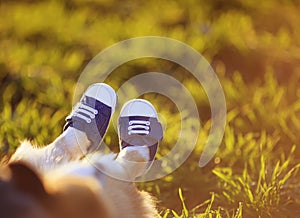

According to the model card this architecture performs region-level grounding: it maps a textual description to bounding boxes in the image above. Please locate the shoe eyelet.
[87,119,91,123]
[94,110,98,114]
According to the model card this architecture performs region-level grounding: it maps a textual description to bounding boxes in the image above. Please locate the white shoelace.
[128,120,150,135]
[73,103,98,123]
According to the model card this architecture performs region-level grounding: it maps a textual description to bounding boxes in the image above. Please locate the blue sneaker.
[64,83,117,152]
[118,99,163,168]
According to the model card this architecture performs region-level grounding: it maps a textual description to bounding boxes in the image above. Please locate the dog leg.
[86,145,150,182]
[115,145,150,180]
[10,127,90,172]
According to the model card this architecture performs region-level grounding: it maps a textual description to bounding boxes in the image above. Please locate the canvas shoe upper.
[63,83,117,152]
[118,99,163,166]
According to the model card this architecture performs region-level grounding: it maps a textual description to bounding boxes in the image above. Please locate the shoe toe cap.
[85,83,117,110]
[120,99,157,118]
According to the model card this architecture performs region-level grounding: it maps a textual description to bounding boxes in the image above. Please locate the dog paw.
[118,146,150,163]
[115,146,150,180]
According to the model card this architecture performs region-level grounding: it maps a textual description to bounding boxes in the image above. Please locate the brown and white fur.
[0,132,157,218]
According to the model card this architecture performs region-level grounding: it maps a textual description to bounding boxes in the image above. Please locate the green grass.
[158,189,243,218]
[152,74,300,217]
[157,146,300,217]
[1,0,300,217]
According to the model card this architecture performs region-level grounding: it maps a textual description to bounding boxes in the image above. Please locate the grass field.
[1,0,300,217]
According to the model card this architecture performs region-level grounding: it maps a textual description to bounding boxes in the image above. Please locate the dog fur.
[0,141,157,218]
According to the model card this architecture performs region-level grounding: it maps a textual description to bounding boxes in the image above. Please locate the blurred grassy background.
[1,0,300,217]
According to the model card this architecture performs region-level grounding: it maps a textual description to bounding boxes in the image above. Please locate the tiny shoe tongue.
[118,116,163,147]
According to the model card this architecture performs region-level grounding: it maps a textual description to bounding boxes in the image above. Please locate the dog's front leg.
[10,128,91,172]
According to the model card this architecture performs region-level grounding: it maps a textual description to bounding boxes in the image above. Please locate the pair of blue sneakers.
[63,83,163,169]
